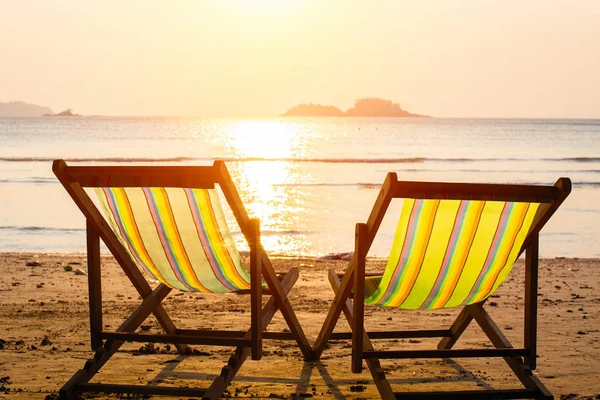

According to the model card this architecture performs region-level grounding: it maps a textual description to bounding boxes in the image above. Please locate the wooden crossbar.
[363,348,529,359]
[176,329,296,340]
[101,332,252,347]
[392,178,565,203]
[330,330,452,340]
[59,164,219,188]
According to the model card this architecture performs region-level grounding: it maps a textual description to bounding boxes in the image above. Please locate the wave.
[0,226,84,233]
[0,177,57,184]
[0,156,197,163]
[274,182,380,188]
[230,229,310,236]
[541,157,600,163]
[574,182,600,188]
[1,156,600,164]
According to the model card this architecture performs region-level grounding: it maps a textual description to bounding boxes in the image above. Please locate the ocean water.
[0,116,598,258]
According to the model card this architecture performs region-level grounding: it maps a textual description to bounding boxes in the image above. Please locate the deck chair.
[53,159,312,400]
[313,173,571,399]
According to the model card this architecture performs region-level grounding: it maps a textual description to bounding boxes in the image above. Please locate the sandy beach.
[0,252,599,399]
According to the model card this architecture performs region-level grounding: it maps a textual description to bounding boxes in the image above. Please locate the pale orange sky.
[1,0,599,118]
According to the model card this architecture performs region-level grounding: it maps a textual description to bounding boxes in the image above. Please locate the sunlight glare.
[224,120,304,254]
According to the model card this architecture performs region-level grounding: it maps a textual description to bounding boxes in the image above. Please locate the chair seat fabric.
[365,198,539,309]
[95,187,251,293]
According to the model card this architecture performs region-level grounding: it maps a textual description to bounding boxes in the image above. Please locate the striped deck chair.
[53,159,311,400]
[313,173,571,400]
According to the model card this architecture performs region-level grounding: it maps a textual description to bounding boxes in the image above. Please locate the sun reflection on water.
[222,120,309,255]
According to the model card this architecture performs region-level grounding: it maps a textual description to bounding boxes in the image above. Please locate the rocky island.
[0,101,53,117]
[43,108,81,117]
[282,97,429,117]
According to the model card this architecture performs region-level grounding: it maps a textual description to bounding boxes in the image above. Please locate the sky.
[1,0,599,118]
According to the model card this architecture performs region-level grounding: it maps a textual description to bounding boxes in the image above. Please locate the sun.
[228,120,294,160]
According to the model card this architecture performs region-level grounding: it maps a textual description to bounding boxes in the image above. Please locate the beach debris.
[74,268,87,276]
[0,339,5,350]
[0,375,10,393]
[560,394,578,400]
[135,343,163,355]
[36,283,44,289]
[349,385,367,392]
[319,252,353,260]
[26,261,41,267]
[11,282,20,287]
[63,265,73,272]
[40,336,52,346]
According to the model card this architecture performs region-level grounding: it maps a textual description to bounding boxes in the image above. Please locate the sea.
[0,117,599,258]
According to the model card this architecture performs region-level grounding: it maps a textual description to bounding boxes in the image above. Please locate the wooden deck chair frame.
[312,173,571,400]
[53,159,312,400]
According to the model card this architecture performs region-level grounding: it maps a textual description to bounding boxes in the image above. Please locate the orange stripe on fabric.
[469,203,531,303]
[149,188,208,292]
[431,201,485,309]
[389,200,440,308]
[116,188,167,283]
[197,190,249,289]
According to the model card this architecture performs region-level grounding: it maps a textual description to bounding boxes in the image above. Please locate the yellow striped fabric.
[364,199,539,309]
[94,187,251,293]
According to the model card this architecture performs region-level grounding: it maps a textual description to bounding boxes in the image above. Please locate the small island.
[282,97,429,118]
[0,101,53,117]
[43,108,81,117]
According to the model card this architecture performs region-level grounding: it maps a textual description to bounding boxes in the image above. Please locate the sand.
[0,252,599,399]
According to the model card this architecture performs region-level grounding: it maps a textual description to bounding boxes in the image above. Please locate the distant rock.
[345,98,428,117]
[282,97,429,118]
[0,101,53,117]
[282,103,344,117]
[43,108,81,117]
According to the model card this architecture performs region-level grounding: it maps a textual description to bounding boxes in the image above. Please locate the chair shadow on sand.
[139,354,495,399]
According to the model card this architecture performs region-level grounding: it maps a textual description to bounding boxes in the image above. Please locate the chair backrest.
[95,187,250,293]
[53,160,257,294]
[362,175,571,310]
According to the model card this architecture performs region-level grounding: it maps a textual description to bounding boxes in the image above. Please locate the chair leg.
[250,218,262,361]
[469,303,553,398]
[60,284,172,399]
[437,306,475,350]
[260,253,313,360]
[203,268,300,399]
[352,223,367,373]
[312,261,356,359]
[328,269,396,400]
